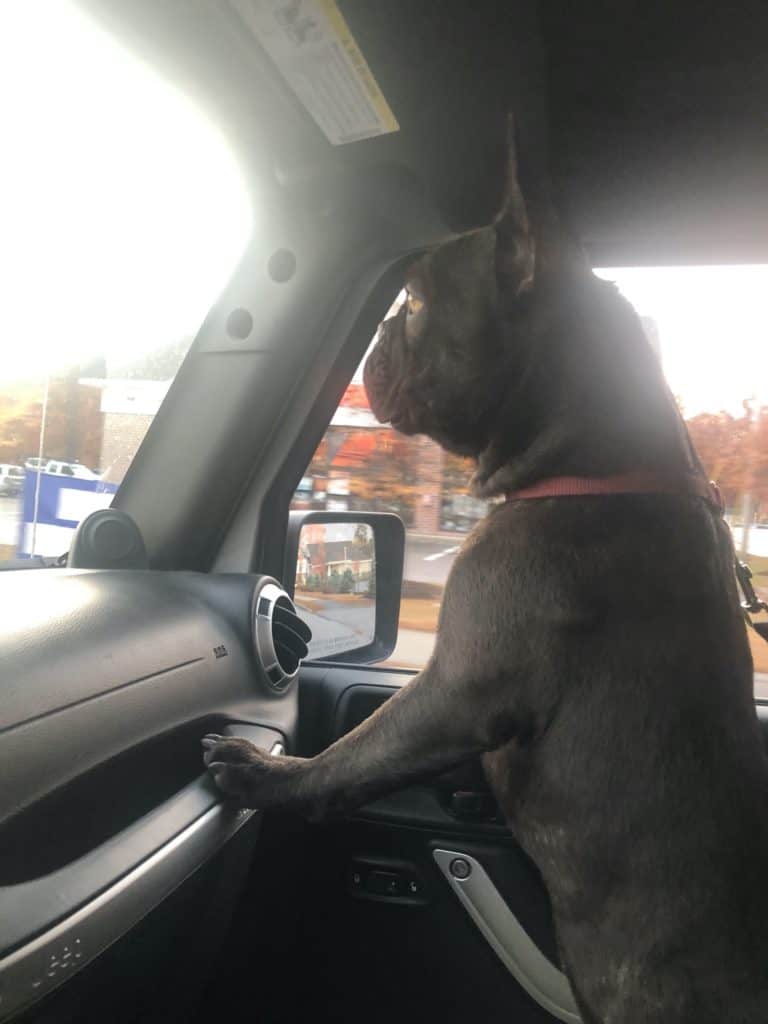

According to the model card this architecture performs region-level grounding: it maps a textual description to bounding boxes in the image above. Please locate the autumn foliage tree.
[686,402,768,516]
[0,377,102,468]
[306,426,422,524]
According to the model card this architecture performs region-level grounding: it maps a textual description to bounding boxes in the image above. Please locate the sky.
[0,1,252,382]
[0,1,765,418]
[595,265,768,416]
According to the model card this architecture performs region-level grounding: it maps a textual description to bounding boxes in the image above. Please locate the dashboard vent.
[252,580,312,690]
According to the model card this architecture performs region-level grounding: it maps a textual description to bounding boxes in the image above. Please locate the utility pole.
[30,376,50,557]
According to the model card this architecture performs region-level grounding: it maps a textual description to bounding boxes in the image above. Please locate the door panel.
[14,818,260,1024]
[0,569,306,1021]
[200,812,562,1024]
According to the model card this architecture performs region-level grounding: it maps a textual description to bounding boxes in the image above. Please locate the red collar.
[507,471,724,513]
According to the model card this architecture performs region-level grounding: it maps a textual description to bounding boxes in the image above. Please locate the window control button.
[367,871,403,897]
[348,861,427,902]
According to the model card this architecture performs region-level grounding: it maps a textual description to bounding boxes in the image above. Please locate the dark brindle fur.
[202,129,768,1021]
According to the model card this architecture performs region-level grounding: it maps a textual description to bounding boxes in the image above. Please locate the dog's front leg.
[201,655,505,820]
[202,537,529,819]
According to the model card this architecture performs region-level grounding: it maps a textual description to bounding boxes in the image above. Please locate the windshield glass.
[0,1,251,562]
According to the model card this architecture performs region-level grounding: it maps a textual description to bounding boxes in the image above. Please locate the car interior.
[2,2,768,1022]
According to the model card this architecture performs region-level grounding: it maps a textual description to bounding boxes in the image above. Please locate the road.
[408,528,768,589]
[731,527,768,559]
[294,593,438,665]
[294,596,377,659]
[404,534,465,585]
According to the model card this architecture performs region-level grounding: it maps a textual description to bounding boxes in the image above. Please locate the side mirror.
[284,511,405,664]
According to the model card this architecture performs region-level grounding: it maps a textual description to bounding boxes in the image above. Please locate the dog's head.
[363,122,586,458]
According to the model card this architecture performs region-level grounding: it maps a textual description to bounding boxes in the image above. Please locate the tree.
[0,377,102,467]
[304,426,422,524]
[353,522,370,546]
[686,402,768,516]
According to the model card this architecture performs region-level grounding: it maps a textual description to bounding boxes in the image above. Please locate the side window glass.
[291,268,768,690]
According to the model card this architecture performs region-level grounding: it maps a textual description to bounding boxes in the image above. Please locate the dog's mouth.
[389,410,414,433]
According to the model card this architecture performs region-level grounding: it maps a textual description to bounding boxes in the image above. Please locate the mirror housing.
[284,511,405,664]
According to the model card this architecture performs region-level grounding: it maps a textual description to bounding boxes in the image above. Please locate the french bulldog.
[202,125,768,1022]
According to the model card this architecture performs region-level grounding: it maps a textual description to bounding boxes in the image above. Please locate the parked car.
[24,458,101,481]
[0,464,24,497]
[44,460,102,480]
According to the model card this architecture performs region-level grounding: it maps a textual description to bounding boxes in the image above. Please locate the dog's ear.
[496,113,590,287]
[493,115,535,296]
[529,198,591,283]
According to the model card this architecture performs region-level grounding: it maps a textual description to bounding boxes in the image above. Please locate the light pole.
[30,375,50,558]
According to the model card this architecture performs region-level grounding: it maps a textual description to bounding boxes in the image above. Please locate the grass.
[295,592,374,607]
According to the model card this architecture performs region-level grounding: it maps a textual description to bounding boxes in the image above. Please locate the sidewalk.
[384,628,436,669]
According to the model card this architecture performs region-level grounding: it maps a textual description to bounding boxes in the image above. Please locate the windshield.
[0,1,251,562]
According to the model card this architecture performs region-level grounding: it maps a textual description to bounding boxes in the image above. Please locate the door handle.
[434,849,580,1023]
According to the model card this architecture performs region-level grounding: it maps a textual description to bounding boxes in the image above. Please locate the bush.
[339,568,355,594]
[325,570,342,594]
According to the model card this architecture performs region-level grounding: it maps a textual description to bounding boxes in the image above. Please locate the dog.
[202,127,768,1022]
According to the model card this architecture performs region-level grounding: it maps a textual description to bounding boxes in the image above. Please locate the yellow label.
[317,0,399,134]
[231,0,400,145]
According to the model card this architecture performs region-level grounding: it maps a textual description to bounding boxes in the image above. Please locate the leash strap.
[735,560,768,644]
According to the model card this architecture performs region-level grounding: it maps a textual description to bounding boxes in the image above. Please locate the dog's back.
[478,491,768,1022]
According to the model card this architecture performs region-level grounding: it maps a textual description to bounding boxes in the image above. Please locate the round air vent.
[252,580,312,690]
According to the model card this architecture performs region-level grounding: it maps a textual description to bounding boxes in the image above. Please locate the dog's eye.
[405,292,425,317]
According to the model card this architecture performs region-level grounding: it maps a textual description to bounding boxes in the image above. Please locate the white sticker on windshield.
[231,0,399,145]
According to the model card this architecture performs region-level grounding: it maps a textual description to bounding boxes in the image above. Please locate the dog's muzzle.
[363,321,404,424]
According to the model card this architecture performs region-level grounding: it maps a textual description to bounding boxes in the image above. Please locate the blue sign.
[17,472,118,558]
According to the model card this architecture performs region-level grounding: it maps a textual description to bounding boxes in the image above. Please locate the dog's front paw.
[201,734,282,808]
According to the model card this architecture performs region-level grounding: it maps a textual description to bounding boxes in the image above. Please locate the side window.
[292,268,767,689]
[291,293,491,670]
